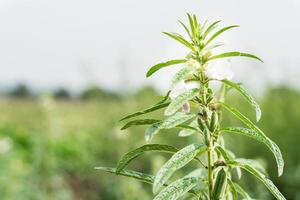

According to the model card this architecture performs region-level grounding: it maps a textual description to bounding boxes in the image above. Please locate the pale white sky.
[0,0,299,93]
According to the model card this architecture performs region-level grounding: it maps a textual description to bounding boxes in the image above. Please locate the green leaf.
[227,180,253,200]
[153,144,206,194]
[203,20,221,39]
[121,119,159,130]
[232,182,253,200]
[153,176,199,200]
[221,126,280,174]
[212,168,227,200]
[155,90,171,105]
[187,13,196,38]
[178,119,199,137]
[215,145,233,162]
[226,179,238,200]
[96,167,199,196]
[163,32,195,51]
[218,102,284,176]
[165,88,199,116]
[95,167,154,184]
[178,20,192,40]
[120,102,170,121]
[221,80,261,121]
[116,144,178,174]
[171,67,196,87]
[208,51,263,62]
[203,42,224,52]
[228,160,286,200]
[145,112,196,142]
[146,59,187,77]
[205,25,239,46]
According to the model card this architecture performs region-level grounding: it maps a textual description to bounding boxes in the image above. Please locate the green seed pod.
[197,117,206,131]
[212,168,227,200]
[210,111,219,132]
[203,127,210,146]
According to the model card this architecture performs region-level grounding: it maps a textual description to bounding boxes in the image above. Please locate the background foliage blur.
[0,84,299,199]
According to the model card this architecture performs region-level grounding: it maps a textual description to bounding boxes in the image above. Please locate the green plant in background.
[97,14,286,200]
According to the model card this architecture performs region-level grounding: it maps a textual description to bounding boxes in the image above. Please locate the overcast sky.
[0,0,299,93]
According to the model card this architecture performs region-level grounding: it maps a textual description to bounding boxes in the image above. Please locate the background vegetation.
[0,85,299,199]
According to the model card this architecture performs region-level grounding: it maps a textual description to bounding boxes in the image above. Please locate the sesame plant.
[96,14,286,200]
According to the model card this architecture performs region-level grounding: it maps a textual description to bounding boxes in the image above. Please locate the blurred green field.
[0,86,299,200]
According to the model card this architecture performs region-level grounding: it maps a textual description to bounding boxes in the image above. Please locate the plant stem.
[207,141,214,199]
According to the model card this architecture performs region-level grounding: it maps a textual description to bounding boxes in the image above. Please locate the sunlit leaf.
[218,102,284,176]
[146,59,187,78]
[121,119,159,130]
[221,80,261,121]
[208,51,263,62]
[145,112,196,142]
[228,160,286,200]
[153,144,206,194]
[120,102,170,121]
[205,25,239,46]
[163,32,195,51]
[116,144,178,174]
[165,88,199,116]
[212,168,227,200]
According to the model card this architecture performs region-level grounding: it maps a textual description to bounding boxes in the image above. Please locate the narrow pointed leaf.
[121,119,159,130]
[227,180,253,200]
[205,25,239,45]
[163,32,195,51]
[212,169,227,200]
[116,144,178,174]
[154,176,199,200]
[153,144,206,194]
[179,20,192,40]
[145,112,196,142]
[96,167,198,196]
[221,127,282,174]
[178,119,199,137]
[208,51,263,62]
[228,160,286,200]
[219,102,284,176]
[221,80,261,121]
[165,88,199,116]
[95,167,155,184]
[171,67,196,87]
[120,102,170,121]
[155,90,171,105]
[203,20,221,38]
[233,183,253,200]
[187,13,196,38]
[146,59,187,77]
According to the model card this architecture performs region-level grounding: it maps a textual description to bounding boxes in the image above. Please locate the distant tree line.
[2,83,159,101]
